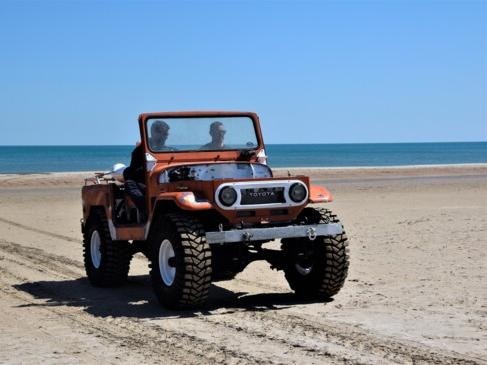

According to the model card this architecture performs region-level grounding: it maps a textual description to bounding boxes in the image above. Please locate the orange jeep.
[81,111,349,308]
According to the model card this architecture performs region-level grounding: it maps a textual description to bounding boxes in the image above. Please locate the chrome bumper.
[205,223,343,244]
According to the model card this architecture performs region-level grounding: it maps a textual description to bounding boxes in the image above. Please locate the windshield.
[146,116,258,152]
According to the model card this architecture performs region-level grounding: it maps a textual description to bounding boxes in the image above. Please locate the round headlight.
[289,183,307,203]
[218,186,237,207]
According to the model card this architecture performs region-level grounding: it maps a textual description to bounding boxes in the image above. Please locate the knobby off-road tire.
[282,208,349,299]
[83,210,131,287]
[149,213,212,309]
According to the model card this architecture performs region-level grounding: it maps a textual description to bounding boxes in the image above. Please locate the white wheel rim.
[90,230,102,269]
[159,239,176,286]
[295,263,312,276]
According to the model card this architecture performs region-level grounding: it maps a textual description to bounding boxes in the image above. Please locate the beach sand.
[0,165,486,364]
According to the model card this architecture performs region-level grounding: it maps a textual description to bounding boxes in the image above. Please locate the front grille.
[240,187,285,205]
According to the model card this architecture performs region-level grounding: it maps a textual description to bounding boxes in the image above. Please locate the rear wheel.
[149,213,212,308]
[282,208,349,299]
[82,210,131,287]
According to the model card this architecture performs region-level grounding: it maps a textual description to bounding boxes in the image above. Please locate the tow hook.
[242,231,253,242]
[306,227,317,241]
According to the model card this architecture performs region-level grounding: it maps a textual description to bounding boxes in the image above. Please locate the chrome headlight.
[218,186,238,207]
[289,183,307,203]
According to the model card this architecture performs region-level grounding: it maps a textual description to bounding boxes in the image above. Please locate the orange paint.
[309,185,333,203]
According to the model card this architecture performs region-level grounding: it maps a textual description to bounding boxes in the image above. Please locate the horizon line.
[0,140,486,147]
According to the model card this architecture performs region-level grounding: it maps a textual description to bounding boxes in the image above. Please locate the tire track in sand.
[1,239,484,364]
[0,240,317,364]
[0,239,351,364]
[201,308,484,365]
[0,216,80,243]
[0,245,264,365]
[0,239,83,277]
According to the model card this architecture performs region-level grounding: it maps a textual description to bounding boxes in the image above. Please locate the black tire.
[149,213,212,309]
[83,210,131,287]
[282,208,349,299]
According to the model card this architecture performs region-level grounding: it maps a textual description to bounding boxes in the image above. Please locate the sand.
[0,165,486,364]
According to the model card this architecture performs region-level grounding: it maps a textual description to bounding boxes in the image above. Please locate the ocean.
[0,142,486,174]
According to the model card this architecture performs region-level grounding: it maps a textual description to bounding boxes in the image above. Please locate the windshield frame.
[139,112,263,155]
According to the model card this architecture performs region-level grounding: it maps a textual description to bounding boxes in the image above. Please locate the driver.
[149,120,173,151]
[123,141,147,222]
[123,120,172,222]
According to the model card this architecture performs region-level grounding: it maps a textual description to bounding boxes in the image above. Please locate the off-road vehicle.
[81,111,349,308]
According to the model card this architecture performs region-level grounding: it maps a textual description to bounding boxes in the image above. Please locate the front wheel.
[282,208,349,299]
[149,213,212,309]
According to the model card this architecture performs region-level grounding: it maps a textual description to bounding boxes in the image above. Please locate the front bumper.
[205,223,343,244]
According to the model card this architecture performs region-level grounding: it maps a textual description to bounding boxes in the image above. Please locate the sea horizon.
[0,142,486,174]
[1,140,486,147]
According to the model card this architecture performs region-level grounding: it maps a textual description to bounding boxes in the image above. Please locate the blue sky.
[1,0,486,145]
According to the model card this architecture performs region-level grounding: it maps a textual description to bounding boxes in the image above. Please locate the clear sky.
[1,0,486,145]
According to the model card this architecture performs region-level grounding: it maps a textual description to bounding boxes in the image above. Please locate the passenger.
[201,121,226,150]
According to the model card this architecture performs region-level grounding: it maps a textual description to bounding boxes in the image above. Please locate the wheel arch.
[151,199,177,221]
[83,206,117,240]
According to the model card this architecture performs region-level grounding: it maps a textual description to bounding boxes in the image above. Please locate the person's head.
[150,120,170,146]
[209,121,226,145]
